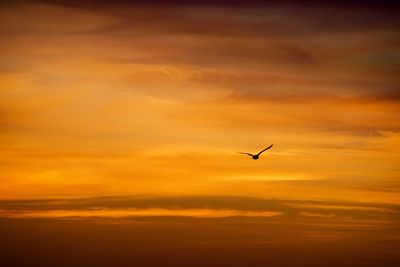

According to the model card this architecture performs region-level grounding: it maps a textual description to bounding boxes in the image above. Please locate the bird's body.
[239,144,273,160]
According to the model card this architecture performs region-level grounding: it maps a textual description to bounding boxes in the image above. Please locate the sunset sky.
[0,1,399,266]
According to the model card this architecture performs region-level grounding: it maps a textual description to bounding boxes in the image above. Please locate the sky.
[0,1,399,266]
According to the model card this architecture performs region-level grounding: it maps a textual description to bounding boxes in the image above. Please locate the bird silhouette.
[238,144,273,160]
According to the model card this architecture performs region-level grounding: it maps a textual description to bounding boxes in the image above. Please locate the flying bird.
[238,144,273,160]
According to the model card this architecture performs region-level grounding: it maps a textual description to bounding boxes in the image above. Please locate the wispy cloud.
[0,0,399,211]
[0,2,399,266]
[0,196,398,220]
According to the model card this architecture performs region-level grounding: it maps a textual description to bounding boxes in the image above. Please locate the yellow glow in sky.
[0,1,399,205]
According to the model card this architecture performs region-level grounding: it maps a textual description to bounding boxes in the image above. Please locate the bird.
[238,144,273,160]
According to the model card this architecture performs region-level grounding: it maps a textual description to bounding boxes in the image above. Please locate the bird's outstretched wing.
[238,152,254,157]
[256,144,273,156]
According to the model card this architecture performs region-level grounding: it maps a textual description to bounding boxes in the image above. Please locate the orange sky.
[0,1,399,266]
[1,1,399,204]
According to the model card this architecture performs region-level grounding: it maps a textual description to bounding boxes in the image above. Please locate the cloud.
[300,211,336,218]
[0,195,398,220]
[0,4,399,265]
[1,197,399,267]
[0,0,398,209]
